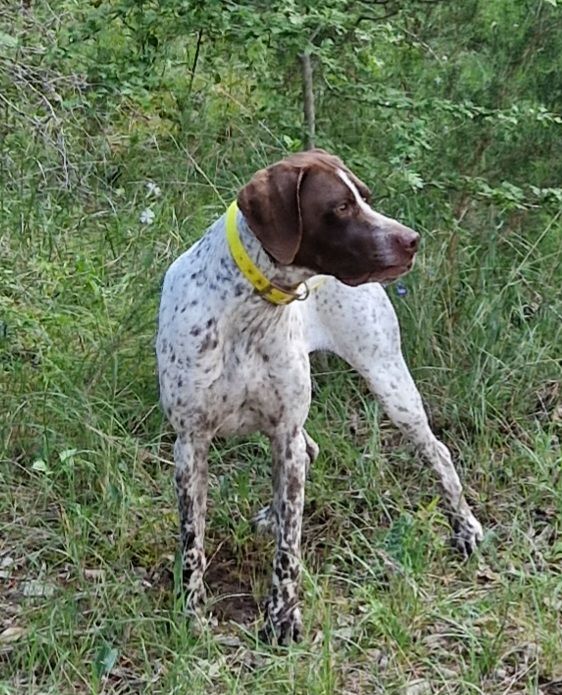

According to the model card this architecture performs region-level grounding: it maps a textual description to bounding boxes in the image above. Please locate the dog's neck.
[236,211,317,292]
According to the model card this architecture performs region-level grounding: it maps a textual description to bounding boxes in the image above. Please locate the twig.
[188,29,204,96]
[2,58,73,188]
[355,11,400,25]
[300,51,315,150]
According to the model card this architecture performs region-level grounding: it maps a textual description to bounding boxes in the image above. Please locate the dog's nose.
[404,231,420,252]
[394,225,420,254]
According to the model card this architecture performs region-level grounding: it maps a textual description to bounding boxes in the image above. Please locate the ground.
[2,333,561,692]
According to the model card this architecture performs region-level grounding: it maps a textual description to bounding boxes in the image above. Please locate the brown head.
[237,148,419,286]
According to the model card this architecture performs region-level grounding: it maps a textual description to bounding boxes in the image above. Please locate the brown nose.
[395,225,420,254]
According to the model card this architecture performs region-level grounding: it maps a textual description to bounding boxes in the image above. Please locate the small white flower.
[140,208,155,225]
[145,181,162,198]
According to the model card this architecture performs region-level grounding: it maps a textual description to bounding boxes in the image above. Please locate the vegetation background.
[1,0,561,692]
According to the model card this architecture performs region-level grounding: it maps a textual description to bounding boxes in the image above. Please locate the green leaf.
[0,32,18,48]
[94,645,119,678]
[404,170,425,190]
[32,459,49,473]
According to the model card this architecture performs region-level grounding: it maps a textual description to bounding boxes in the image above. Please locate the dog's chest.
[158,245,312,437]
[204,312,312,436]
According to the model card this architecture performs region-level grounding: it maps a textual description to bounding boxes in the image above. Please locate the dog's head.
[237,149,419,286]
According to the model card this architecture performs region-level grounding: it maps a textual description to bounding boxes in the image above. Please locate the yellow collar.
[225,201,307,305]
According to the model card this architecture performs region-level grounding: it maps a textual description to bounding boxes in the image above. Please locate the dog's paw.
[178,570,208,611]
[451,513,484,558]
[259,604,303,646]
[251,505,277,536]
[186,606,217,635]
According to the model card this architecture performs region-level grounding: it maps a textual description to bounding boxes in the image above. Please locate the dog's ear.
[237,162,305,265]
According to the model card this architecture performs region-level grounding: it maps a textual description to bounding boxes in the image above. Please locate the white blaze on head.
[336,168,395,229]
[336,168,377,222]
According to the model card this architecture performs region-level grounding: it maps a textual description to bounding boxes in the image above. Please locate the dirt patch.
[182,535,273,627]
[205,545,261,626]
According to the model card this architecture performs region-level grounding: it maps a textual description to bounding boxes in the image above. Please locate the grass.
[2,139,561,694]
[2,10,562,692]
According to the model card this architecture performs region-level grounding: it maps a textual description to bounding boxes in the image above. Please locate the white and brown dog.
[156,149,483,644]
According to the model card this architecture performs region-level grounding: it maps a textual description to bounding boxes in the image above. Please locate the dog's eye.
[336,202,350,213]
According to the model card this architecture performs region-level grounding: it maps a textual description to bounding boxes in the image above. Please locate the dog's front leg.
[361,353,484,556]
[334,301,484,555]
[174,433,210,613]
[252,428,318,536]
[311,282,483,556]
[260,427,307,645]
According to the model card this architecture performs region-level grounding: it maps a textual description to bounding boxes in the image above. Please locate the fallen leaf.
[405,680,432,695]
[21,580,56,597]
[0,626,25,642]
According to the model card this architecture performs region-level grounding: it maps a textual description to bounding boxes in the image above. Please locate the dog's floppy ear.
[237,162,305,265]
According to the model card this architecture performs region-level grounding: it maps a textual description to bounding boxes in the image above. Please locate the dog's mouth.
[338,259,415,287]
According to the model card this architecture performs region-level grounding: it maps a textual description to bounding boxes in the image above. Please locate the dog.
[156,149,483,644]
